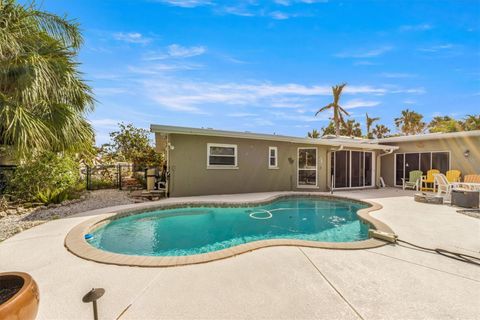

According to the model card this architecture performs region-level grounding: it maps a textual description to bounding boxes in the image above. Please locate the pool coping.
[64,193,394,267]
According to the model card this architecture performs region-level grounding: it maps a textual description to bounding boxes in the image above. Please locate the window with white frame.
[268,147,278,169]
[207,143,238,168]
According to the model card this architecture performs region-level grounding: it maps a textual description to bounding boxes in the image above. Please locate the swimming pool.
[87,196,371,257]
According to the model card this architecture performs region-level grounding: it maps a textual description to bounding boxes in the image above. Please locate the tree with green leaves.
[394,109,426,135]
[315,83,349,136]
[372,124,391,139]
[463,114,480,131]
[342,119,362,137]
[428,116,463,133]
[107,123,163,169]
[320,120,336,136]
[365,113,380,139]
[0,0,94,157]
[307,129,320,138]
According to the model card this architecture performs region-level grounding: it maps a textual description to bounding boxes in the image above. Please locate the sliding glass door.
[394,151,450,186]
[331,150,374,189]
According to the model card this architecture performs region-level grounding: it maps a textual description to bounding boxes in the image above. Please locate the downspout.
[377,148,394,187]
[165,135,171,197]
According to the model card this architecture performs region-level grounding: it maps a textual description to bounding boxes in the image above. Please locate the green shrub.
[36,188,70,204]
[89,178,115,190]
[8,152,80,202]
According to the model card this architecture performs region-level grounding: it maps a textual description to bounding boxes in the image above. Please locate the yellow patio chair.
[446,170,461,183]
[422,169,440,191]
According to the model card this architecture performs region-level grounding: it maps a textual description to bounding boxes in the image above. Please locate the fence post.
[86,165,90,191]
[118,164,122,190]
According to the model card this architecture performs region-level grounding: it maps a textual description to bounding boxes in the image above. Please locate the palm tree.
[341,119,362,137]
[365,113,380,139]
[394,109,426,135]
[315,83,349,136]
[463,114,480,131]
[0,0,94,157]
[372,124,390,139]
[307,129,320,138]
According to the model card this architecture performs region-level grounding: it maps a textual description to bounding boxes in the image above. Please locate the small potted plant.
[0,272,39,320]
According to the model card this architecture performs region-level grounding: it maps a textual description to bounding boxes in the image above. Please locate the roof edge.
[150,124,398,151]
[376,130,480,143]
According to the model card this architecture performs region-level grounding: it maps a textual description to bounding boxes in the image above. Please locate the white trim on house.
[297,147,318,189]
[207,143,238,169]
[393,151,451,187]
[151,124,398,151]
[268,146,278,169]
[377,130,480,143]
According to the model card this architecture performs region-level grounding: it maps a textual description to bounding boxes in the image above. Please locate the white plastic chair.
[434,173,452,198]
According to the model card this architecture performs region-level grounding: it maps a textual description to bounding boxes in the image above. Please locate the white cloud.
[156,0,212,8]
[227,112,258,117]
[168,44,207,57]
[143,44,207,61]
[391,87,426,94]
[271,110,330,122]
[399,23,433,32]
[128,62,202,74]
[379,72,417,78]
[353,61,378,66]
[418,44,453,52]
[335,46,393,58]
[89,118,120,129]
[113,32,151,44]
[94,87,130,95]
[270,11,290,20]
[274,0,291,5]
[253,118,275,126]
[137,79,402,114]
[221,6,255,17]
[342,99,380,109]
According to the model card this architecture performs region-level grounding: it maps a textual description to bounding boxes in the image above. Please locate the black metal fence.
[0,165,16,194]
[83,164,147,191]
[1,163,147,194]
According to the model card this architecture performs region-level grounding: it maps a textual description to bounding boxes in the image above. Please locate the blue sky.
[29,0,480,144]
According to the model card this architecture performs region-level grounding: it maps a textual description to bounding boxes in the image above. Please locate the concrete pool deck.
[1,188,479,319]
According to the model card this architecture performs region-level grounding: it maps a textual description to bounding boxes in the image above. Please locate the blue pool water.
[88,197,370,256]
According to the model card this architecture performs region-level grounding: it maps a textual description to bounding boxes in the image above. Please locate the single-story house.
[151,124,480,197]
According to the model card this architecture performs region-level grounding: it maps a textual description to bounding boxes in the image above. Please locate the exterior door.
[298,148,317,188]
[331,150,374,189]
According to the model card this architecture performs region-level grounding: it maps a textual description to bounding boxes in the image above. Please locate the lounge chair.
[464,174,480,184]
[422,169,440,191]
[402,170,422,190]
[446,170,461,183]
[434,173,452,198]
[454,174,480,191]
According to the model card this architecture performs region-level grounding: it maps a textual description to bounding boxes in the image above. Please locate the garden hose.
[369,230,480,266]
[396,239,480,267]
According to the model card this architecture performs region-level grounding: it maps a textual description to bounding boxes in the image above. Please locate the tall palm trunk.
[334,108,340,136]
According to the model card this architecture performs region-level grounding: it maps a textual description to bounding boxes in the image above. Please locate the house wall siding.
[380,135,480,186]
[165,134,330,197]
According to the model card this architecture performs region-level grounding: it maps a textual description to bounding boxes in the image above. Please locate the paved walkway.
[1,188,479,319]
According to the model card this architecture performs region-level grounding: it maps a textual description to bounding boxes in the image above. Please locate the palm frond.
[315,103,334,116]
